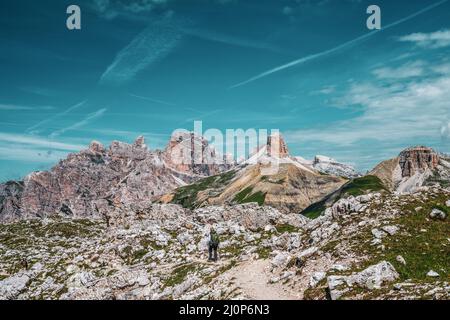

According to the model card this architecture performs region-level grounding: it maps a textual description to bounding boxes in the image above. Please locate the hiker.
[208,227,220,262]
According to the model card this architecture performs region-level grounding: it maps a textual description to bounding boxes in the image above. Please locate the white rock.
[396,255,406,266]
[271,252,291,268]
[348,261,399,290]
[430,209,446,220]
[297,247,318,259]
[446,200,450,207]
[381,225,399,236]
[0,274,30,299]
[331,264,348,272]
[177,232,193,245]
[327,261,399,298]
[327,276,347,300]
[371,228,387,239]
[264,224,276,233]
[309,272,326,288]
[426,270,440,277]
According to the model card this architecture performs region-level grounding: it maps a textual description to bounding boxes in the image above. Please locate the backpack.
[210,231,220,246]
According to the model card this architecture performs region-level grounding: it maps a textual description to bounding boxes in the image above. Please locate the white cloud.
[286,63,450,168]
[0,104,54,111]
[100,23,182,85]
[0,133,84,151]
[372,61,425,79]
[398,29,450,49]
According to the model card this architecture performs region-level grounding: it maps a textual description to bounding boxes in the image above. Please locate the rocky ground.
[0,187,448,300]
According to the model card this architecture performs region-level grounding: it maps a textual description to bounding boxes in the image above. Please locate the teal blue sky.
[1,0,450,181]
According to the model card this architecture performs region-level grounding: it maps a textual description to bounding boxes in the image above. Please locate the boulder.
[426,270,440,277]
[327,261,399,299]
[309,272,326,288]
[430,209,446,220]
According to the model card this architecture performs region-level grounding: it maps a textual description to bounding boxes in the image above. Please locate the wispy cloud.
[100,23,183,85]
[0,104,54,111]
[182,27,290,55]
[92,0,168,20]
[372,61,425,79]
[50,108,107,138]
[0,146,70,163]
[26,101,87,134]
[0,133,84,151]
[398,29,450,49]
[229,0,449,89]
[0,132,86,166]
[286,62,450,169]
[129,93,176,106]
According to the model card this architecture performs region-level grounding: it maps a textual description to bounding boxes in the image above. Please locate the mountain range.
[0,133,448,300]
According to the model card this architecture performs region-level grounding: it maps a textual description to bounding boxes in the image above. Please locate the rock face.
[370,146,448,193]
[164,132,233,176]
[267,133,289,158]
[399,146,439,178]
[0,181,24,221]
[0,135,232,223]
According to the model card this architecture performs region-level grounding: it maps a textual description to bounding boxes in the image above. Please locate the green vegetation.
[163,263,198,288]
[233,187,266,205]
[171,170,236,209]
[346,193,449,284]
[0,219,103,250]
[256,246,271,259]
[425,171,450,188]
[341,175,386,196]
[261,176,285,184]
[275,223,299,234]
[301,201,327,219]
[301,175,387,219]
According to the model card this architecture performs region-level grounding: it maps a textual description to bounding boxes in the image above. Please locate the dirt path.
[228,259,300,300]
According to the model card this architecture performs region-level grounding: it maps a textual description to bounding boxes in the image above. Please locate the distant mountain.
[0,133,233,223]
[295,155,360,178]
[370,146,450,193]
[161,134,348,213]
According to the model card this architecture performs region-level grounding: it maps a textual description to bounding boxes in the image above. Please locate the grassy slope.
[233,187,266,206]
[170,170,236,209]
[305,191,449,299]
[301,175,386,219]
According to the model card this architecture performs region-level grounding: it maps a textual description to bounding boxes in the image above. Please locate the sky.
[0,0,450,181]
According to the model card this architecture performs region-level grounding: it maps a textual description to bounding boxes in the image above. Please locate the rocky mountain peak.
[89,141,105,154]
[267,133,289,158]
[133,135,146,148]
[164,131,232,176]
[399,146,439,177]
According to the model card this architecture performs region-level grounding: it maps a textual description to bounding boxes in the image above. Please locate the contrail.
[229,0,449,89]
[129,93,177,107]
[26,101,87,133]
[49,108,107,138]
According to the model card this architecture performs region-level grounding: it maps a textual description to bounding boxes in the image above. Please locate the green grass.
[302,175,387,219]
[163,263,198,288]
[301,201,327,219]
[341,175,386,197]
[233,187,266,205]
[261,176,285,184]
[275,223,299,234]
[171,170,236,209]
[344,192,449,284]
[256,246,272,259]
